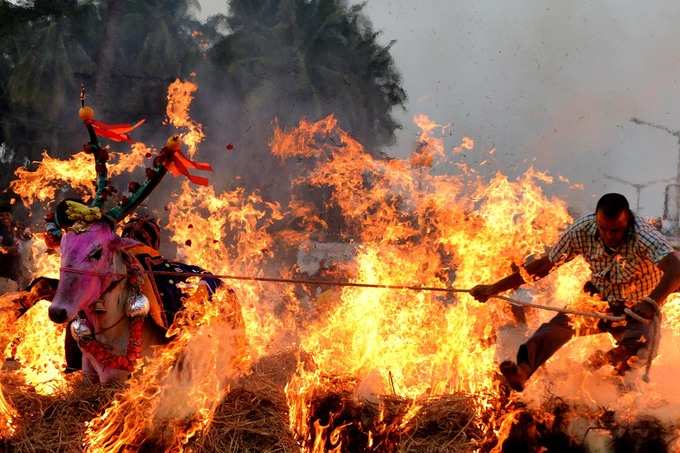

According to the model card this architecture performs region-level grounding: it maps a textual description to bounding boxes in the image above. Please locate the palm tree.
[0,0,97,166]
[92,0,208,120]
[0,0,209,173]
[206,0,406,199]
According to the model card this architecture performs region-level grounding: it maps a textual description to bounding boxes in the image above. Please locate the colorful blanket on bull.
[145,258,221,328]
[64,248,221,371]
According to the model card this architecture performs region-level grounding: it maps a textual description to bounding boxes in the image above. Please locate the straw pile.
[9,352,673,452]
[1,371,120,452]
[1,353,299,452]
[289,374,482,452]
[0,351,486,452]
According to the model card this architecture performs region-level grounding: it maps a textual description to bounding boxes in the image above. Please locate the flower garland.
[78,317,145,372]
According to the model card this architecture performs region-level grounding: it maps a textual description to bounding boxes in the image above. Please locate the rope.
[61,267,127,279]
[72,267,661,380]
[62,267,650,323]
[150,270,636,322]
[161,269,656,380]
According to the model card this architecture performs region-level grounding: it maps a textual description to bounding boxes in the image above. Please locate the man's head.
[595,193,632,249]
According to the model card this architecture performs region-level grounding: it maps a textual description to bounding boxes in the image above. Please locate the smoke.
[198,0,680,217]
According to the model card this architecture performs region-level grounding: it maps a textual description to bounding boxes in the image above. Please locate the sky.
[197,0,680,217]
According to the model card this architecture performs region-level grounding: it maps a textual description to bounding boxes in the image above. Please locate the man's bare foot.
[500,360,530,392]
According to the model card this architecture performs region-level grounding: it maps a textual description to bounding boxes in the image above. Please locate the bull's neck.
[90,279,131,352]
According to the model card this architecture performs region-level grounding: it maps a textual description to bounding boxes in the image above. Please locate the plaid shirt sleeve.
[548,225,578,267]
[548,215,590,266]
[637,222,674,264]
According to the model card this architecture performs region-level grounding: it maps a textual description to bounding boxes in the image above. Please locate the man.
[471,193,680,391]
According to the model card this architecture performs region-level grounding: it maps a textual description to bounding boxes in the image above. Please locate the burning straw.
[1,352,298,452]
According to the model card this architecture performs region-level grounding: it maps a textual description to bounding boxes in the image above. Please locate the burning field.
[2,79,680,452]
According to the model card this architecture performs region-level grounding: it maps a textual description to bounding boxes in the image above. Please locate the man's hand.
[469,284,497,303]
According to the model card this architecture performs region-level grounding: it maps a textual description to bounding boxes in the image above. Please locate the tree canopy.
[0,0,406,196]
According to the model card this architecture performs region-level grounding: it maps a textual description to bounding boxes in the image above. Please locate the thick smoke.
[199,0,680,217]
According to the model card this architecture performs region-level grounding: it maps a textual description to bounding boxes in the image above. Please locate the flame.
[452,136,475,154]
[411,114,447,168]
[26,234,60,279]
[271,116,339,160]
[0,292,20,438]
[0,384,15,439]
[8,74,676,450]
[109,142,153,175]
[271,114,581,449]
[10,151,96,205]
[83,286,248,451]
[166,181,288,358]
[166,79,204,157]
[85,81,258,451]
[10,143,151,207]
[4,301,65,396]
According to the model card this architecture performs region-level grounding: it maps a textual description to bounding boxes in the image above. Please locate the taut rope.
[150,270,650,322]
[153,270,662,380]
[62,267,660,380]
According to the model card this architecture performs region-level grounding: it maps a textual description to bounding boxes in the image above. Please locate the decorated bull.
[45,91,219,383]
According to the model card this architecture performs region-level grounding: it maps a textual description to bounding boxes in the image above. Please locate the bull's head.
[48,221,129,323]
[46,91,206,323]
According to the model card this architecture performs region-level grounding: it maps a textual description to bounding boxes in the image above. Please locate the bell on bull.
[126,292,150,318]
[70,317,93,342]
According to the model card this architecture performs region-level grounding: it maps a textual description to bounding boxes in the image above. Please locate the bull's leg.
[64,322,82,372]
[81,356,100,384]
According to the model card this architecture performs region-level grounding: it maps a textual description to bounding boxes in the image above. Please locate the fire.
[272,114,581,449]
[26,233,60,279]
[166,181,287,358]
[85,79,267,450]
[0,384,15,439]
[83,286,247,451]
[411,113,447,168]
[165,79,204,157]
[4,301,65,396]
[453,136,475,154]
[10,150,95,205]
[6,74,679,450]
[10,143,151,207]
[271,115,339,160]
[110,142,153,175]
[0,292,20,438]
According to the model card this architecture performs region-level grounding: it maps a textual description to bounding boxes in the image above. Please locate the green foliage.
[0,0,204,163]
[210,0,406,150]
[0,0,406,196]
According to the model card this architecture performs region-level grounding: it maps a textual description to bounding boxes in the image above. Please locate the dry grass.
[1,353,482,452]
[1,371,120,453]
[190,352,299,452]
[400,394,482,452]
[4,357,675,452]
[0,353,300,453]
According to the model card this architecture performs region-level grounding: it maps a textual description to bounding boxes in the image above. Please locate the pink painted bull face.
[49,222,127,324]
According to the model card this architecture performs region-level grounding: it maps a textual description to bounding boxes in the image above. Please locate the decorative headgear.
[50,86,213,235]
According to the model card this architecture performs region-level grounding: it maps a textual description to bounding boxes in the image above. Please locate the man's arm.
[470,254,555,302]
[470,216,584,303]
[644,252,680,309]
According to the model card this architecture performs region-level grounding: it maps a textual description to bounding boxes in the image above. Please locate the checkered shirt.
[548,213,674,302]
